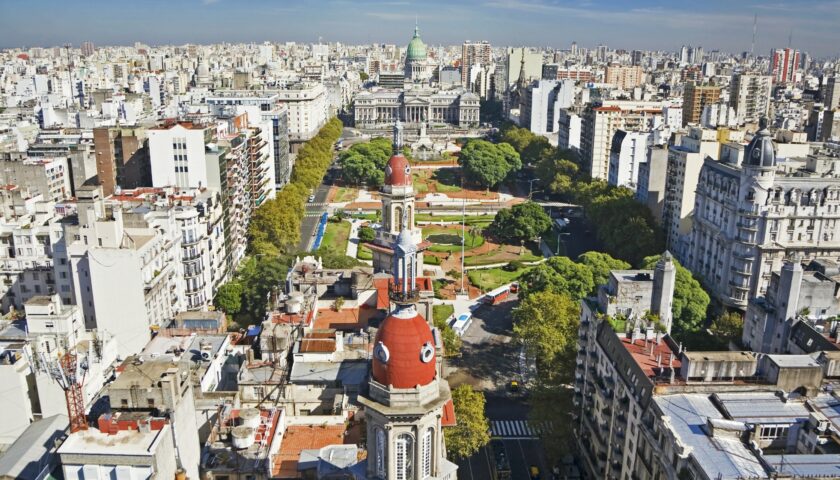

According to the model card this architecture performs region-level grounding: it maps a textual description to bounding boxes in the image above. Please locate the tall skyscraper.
[460,40,492,88]
[769,47,801,84]
[597,44,608,62]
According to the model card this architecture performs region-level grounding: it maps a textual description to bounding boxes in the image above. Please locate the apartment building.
[607,130,650,190]
[520,80,575,135]
[662,127,720,259]
[65,186,182,355]
[685,125,840,309]
[92,126,150,197]
[604,65,645,90]
[573,260,840,480]
[682,82,721,126]
[729,73,773,124]
[275,82,329,146]
[580,101,664,181]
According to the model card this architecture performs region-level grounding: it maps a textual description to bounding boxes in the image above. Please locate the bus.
[449,313,473,337]
[482,284,511,305]
[490,439,511,480]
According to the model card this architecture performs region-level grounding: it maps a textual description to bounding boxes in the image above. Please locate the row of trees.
[214,118,344,323]
[249,118,344,257]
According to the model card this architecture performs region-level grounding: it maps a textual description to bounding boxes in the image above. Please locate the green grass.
[424,255,441,265]
[433,304,455,324]
[350,213,379,221]
[356,244,373,260]
[463,248,542,266]
[416,214,496,226]
[333,187,357,203]
[424,226,485,253]
[468,266,530,291]
[412,173,430,194]
[543,230,567,256]
[320,220,351,255]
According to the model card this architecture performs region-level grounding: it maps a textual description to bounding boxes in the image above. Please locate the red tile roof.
[621,337,681,378]
[272,425,347,478]
[441,398,457,427]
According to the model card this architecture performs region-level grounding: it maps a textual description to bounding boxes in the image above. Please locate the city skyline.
[2,0,840,57]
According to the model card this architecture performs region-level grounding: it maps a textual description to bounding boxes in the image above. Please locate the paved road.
[446,296,551,480]
[298,172,334,252]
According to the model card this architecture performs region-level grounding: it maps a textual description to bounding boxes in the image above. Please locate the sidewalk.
[345,219,362,258]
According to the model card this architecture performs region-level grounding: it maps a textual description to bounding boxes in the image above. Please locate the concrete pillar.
[652,251,677,333]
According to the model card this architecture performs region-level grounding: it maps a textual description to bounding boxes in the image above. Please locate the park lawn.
[463,246,542,266]
[320,220,351,256]
[424,225,485,253]
[467,266,531,291]
[333,187,358,203]
[432,304,454,324]
[424,255,442,265]
[357,244,373,260]
[412,173,430,194]
[416,213,496,226]
[351,213,379,221]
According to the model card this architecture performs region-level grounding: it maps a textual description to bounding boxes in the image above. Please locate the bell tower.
[371,120,424,272]
[359,224,458,480]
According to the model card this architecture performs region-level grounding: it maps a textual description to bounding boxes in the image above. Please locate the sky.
[1,0,839,57]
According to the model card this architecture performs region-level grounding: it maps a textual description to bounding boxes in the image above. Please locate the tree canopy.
[338,137,392,187]
[577,251,631,293]
[518,256,594,301]
[445,385,490,459]
[458,139,521,188]
[357,225,376,243]
[488,201,551,243]
[641,254,711,335]
[512,290,580,383]
[213,282,243,315]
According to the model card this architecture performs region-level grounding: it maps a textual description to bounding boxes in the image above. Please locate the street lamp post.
[528,179,538,200]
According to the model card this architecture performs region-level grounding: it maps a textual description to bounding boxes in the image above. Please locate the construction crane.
[48,350,89,433]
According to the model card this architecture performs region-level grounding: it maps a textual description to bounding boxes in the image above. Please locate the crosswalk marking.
[489,420,551,438]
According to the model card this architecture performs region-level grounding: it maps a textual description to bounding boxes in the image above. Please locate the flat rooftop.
[621,337,681,378]
[683,351,757,362]
[714,392,811,424]
[764,454,840,477]
[289,360,369,385]
[58,423,168,457]
[313,307,376,331]
[655,394,766,479]
[766,354,822,368]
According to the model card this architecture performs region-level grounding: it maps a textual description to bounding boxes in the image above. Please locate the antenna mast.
[751,14,757,58]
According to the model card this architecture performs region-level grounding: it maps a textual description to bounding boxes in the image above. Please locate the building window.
[375,428,386,478]
[422,428,433,478]
[395,434,414,480]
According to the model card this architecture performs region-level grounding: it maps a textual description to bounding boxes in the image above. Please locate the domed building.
[404,24,433,84]
[358,204,458,480]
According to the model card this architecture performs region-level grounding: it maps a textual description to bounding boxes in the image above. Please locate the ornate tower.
[404,23,432,84]
[360,226,458,480]
[371,120,424,272]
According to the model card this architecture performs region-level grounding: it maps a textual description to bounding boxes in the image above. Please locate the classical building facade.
[353,26,480,134]
[685,121,840,309]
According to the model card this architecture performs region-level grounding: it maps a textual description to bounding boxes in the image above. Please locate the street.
[446,297,551,480]
[297,169,334,252]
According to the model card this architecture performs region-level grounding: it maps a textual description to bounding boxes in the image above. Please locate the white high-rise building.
[275,82,329,144]
[608,130,651,190]
[520,80,575,135]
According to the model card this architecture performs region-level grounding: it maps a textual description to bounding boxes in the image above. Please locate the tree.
[214,282,243,315]
[641,254,711,335]
[518,256,593,301]
[711,311,743,338]
[458,140,521,188]
[444,385,490,459]
[489,201,551,244]
[358,225,376,243]
[359,71,369,81]
[238,255,294,322]
[577,251,631,292]
[432,316,462,357]
[333,297,345,311]
[512,291,580,382]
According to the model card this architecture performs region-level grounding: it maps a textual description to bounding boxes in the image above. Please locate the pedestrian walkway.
[489,420,549,439]
[346,219,362,259]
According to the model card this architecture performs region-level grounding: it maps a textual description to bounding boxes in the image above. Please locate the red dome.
[372,311,436,389]
[385,154,412,187]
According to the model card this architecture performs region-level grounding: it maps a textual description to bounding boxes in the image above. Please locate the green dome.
[406,26,427,62]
